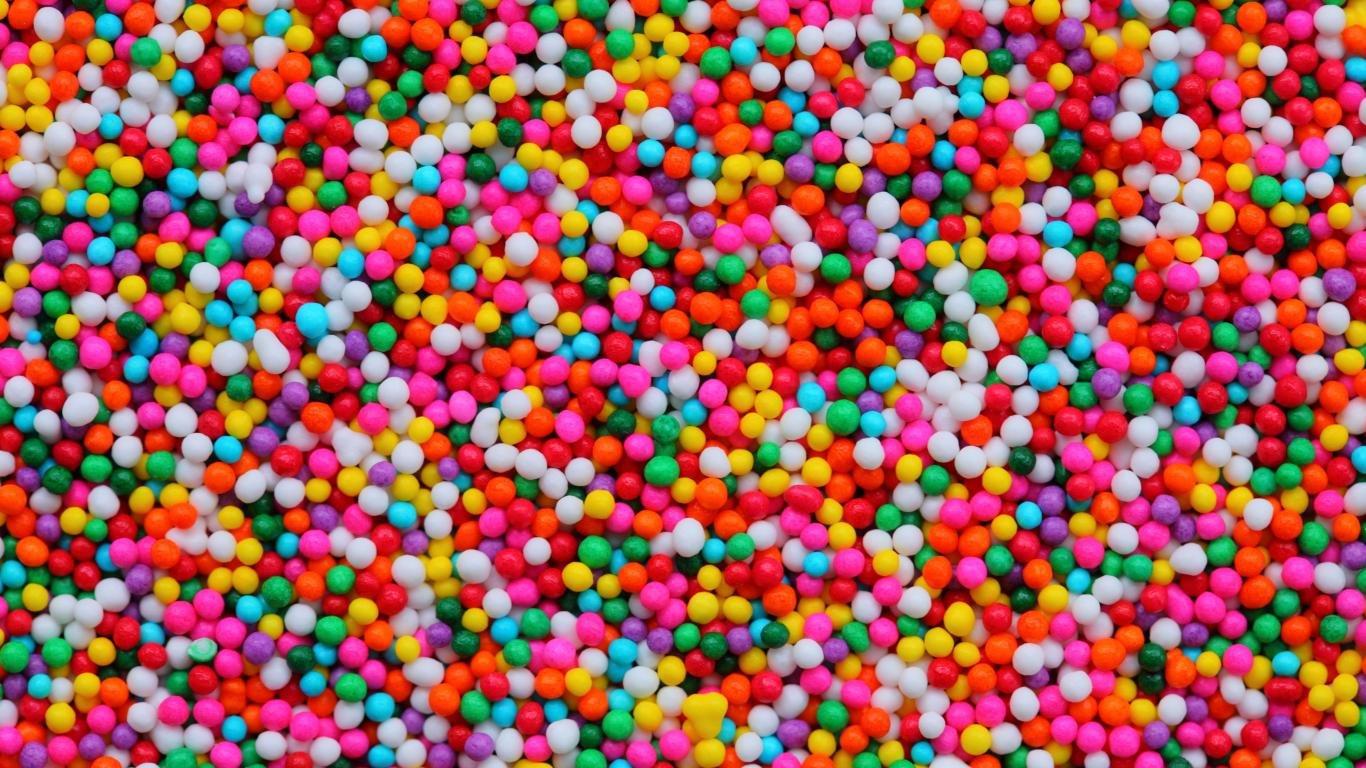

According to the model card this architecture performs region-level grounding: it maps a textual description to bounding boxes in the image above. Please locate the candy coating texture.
[3,2,1366,768]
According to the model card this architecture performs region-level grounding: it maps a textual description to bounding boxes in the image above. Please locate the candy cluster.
[4,0,1366,766]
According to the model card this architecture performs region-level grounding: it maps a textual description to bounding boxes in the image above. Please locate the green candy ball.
[968,269,1008,306]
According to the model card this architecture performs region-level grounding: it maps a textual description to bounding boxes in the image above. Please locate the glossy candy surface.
[4,0,1366,768]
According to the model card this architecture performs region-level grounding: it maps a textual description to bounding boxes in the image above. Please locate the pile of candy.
[6,0,1366,765]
